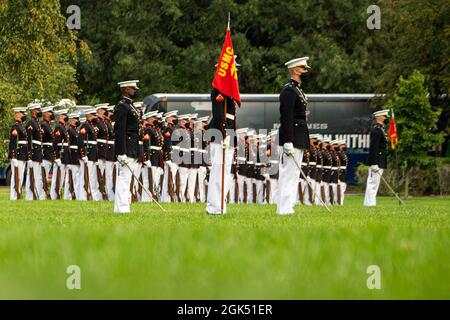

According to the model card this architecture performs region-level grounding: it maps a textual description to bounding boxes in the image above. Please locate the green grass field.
[0,186,448,300]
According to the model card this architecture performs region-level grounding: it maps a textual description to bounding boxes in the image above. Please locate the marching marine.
[25,103,44,200]
[8,107,29,200]
[50,108,69,200]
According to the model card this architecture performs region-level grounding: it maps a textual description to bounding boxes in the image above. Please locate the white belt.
[247,161,254,165]
[139,141,143,145]
[340,166,347,170]
[255,163,262,166]
[150,146,162,151]
[32,140,41,145]
[190,148,198,152]
[226,113,235,120]
[87,141,97,145]
[107,141,114,145]
[172,146,180,150]
[62,143,69,147]
[199,150,206,154]
[97,139,107,143]
[70,146,78,150]
[270,160,279,164]
[42,142,52,146]
[316,165,323,169]
[18,141,27,145]
[332,167,338,170]
[323,166,332,169]
[301,162,307,166]
[309,162,316,165]
[237,157,246,161]
[57,143,63,147]
[180,148,189,152]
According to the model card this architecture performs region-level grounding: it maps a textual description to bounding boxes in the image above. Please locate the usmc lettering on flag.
[212,27,241,105]
[218,46,237,80]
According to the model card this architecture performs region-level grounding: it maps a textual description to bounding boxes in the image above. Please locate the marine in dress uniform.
[337,140,349,205]
[64,113,81,200]
[235,128,248,203]
[195,117,209,203]
[50,108,69,200]
[266,131,279,205]
[364,109,389,206]
[40,106,55,199]
[78,108,101,201]
[114,80,142,213]
[25,103,45,200]
[105,105,116,201]
[276,57,311,214]
[206,86,237,214]
[161,110,179,203]
[321,138,333,205]
[187,114,201,203]
[245,131,256,204]
[175,114,193,202]
[8,107,29,200]
[94,103,110,201]
[254,135,266,204]
[329,140,341,205]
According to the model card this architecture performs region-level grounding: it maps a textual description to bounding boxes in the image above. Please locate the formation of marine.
[8,99,349,207]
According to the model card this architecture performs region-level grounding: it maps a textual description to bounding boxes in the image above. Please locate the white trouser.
[227,175,236,204]
[177,166,189,202]
[315,181,323,206]
[301,177,313,206]
[132,163,142,201]
[364,168,383,206]
[105,161,115,201]
[10,160,26,200]
[322,182,331,205]
[161,161,178,202]
[339,181,347,205]
[330,183,338,205]
[25,161,45,200]
[64,164,80,200]
[236,173,246,203]
[152,166,164,200]
[244,177,254,203]
[268,178,278,204]
[50,163,66,200]
[141,165,152,202]
[114,158,139,213]
[276,148,303,214]
[197,166,207,202]
[78,161,102,201]
[187,167,199,203]
[41,159,52,199]
[206,143,234,214]
[255,179,265,204]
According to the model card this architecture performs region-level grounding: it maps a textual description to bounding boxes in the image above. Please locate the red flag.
[212,27,240,104]
[388,110,398,150]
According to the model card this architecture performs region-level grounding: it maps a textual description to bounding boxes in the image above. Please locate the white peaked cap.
[41,106,54,113]
[68,112,80,119]
[27,103,42,110]
[373,109,390,117]
[134,102,144,108]
[54,109,69,116]
[164,110,178,118]
[85,108,97,115]
[95,103,110,110]
[142,111,159,119]
[285,57,311,69]
[118,80,139,88]
[13,107,27,113]
[236,128,248,134]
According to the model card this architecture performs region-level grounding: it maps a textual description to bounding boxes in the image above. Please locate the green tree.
[385,70,444,196]
[0,0,89,163]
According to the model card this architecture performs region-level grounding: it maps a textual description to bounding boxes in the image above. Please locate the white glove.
[144,160,151,168]
[283,142,295,155]
[222,135,231,149]
[117,154,128,164]
[11,158,18,167]
[55,159,62,167]
[370,165,380,173]
[82,156,88,163]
